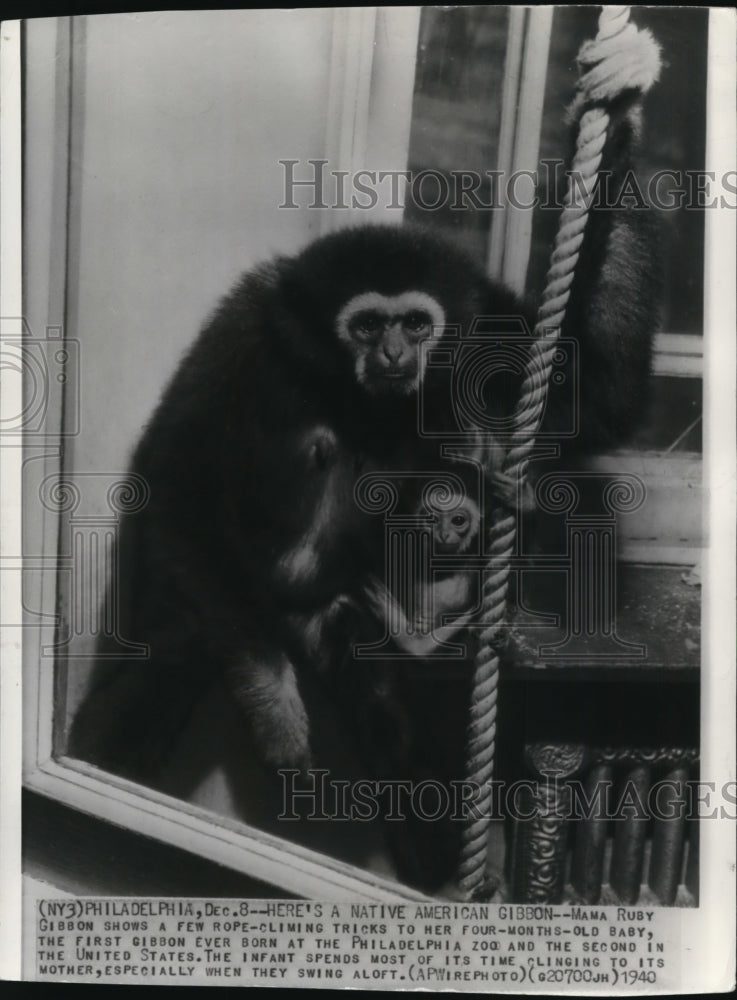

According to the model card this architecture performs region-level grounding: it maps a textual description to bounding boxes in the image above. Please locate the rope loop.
[569,10,662,118]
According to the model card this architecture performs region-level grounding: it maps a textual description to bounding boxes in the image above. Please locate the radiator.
[507,744,699,907]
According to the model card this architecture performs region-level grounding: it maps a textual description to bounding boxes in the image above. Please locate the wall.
[66,10,336,481]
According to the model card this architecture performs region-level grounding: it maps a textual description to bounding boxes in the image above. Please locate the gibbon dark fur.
[70,92,661,891]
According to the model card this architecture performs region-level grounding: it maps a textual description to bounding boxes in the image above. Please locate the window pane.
[528,7,708,336]
[407,7,708,339]
[404,6,508,258]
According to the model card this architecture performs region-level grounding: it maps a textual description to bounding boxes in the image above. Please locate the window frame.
[18,7,712,898]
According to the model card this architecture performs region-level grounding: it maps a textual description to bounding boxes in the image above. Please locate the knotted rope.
[458,5,661,899]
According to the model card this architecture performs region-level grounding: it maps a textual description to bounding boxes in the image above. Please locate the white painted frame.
[321,6,422,231]
[487,6,554,296]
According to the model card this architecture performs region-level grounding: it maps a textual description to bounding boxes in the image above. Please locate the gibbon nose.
[382,340,403,363]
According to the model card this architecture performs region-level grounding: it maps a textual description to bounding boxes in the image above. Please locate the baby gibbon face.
[425,495,481,554]
[335,291,445,395]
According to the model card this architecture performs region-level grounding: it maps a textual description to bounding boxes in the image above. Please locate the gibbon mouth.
[380,370,413,380]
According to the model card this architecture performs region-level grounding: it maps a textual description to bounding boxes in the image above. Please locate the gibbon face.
[278,224,493,401]
[335,290,445,395]
[425,494,481,554]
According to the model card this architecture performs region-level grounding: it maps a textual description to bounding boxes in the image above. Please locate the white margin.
[3,9,737,992]
[0,18,24,983]
[696,6,737,993]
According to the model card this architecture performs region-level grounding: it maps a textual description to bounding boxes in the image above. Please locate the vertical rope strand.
[457,5,661,899]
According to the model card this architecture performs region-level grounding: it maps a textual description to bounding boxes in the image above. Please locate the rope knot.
[569,24,662,119]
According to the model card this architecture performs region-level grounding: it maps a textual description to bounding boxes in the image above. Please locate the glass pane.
[404,6,508,259]
[528,7,708,335]
[407,7,708,339]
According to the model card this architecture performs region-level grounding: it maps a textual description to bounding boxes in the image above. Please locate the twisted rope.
[458,5,662,899]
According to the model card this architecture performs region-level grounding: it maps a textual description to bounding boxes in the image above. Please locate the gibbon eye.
[451,513,468,528]
[351,311,384,338]
[403,310,431,334]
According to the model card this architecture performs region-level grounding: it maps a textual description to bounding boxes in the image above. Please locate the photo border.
[1,8,735,991]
